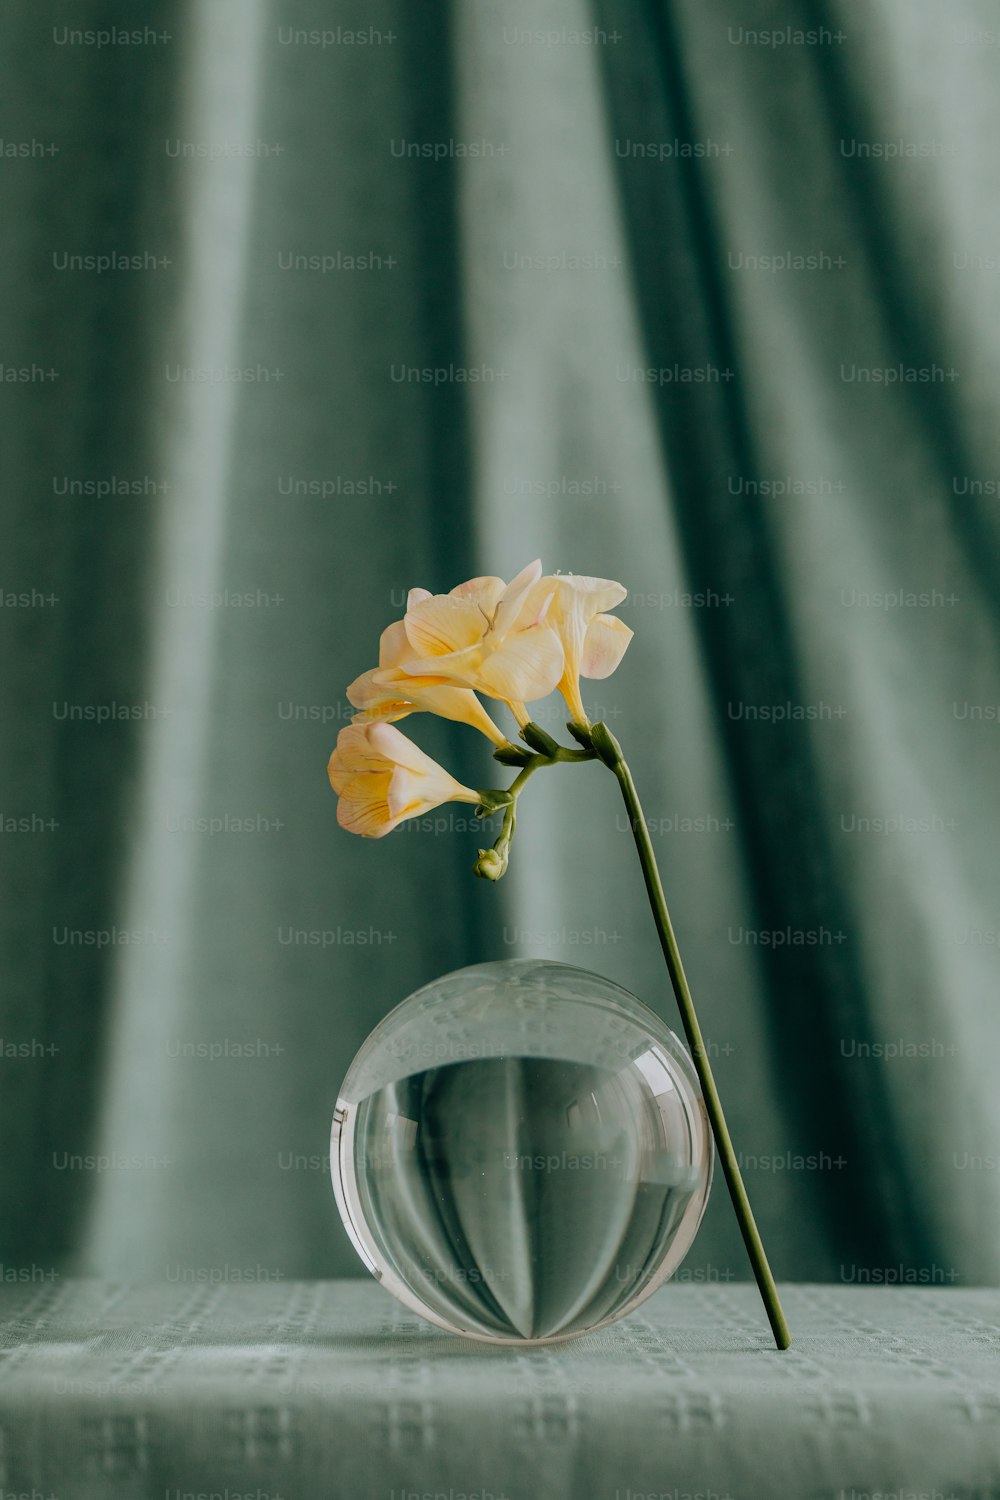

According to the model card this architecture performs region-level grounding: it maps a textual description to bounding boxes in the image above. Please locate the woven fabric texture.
[1,1281,997,1499]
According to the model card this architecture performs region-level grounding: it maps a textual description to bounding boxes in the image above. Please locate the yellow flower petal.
[386,764,476,819]
[581,614,633,680]
[327,724,387,787]
[402,643,484,686]
[336,775,397,837]
[404,594,486,658]
[556,574,627,612]
[493,558,544,634]
[346,668,390,711]
[475,623,564,702]
[449,575,507,614]
[377,619,411,668]
[403,683,507,744]
[366,720,439,774]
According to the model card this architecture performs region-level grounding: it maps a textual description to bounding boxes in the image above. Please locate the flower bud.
[520,721,560,756]
[473,847,507,881]
[493,743,534,767]
[589,721,624,770]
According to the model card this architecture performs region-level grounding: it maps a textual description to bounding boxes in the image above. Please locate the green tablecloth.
[0,1281,997,1499]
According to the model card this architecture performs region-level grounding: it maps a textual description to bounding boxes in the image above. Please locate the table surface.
[0,1280,998,1500]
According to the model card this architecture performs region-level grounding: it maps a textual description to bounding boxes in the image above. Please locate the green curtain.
[2,0,997,1289]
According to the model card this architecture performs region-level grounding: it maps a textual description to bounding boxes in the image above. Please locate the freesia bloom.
[347,621,509,747]
[522,573,633,725]
[401,560,564,724]
[328,722,480,838]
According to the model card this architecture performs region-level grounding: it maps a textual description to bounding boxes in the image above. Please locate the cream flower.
[401,560,564,722]
[347,621,508,747]
[328,723,480,838]
[522,573,633,726]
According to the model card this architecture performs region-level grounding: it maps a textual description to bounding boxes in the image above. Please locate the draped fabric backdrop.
[2,0,998,1289]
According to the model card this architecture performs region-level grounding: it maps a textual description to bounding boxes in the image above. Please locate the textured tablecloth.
[0,1281,998,1500]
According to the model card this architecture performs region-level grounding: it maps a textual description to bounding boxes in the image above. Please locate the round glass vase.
[330,959,713,1345]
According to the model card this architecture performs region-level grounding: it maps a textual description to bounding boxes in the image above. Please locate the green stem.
[474,742,597,880]
[590,722,791,1351]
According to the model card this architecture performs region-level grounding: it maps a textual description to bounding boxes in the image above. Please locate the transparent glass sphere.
[331,959,713,1344]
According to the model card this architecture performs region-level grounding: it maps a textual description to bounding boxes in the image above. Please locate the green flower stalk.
[586,720,791,1351]
[329,560,791,1349]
